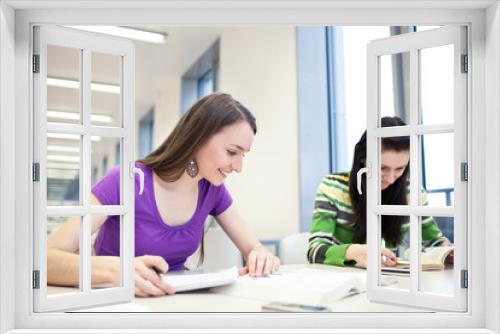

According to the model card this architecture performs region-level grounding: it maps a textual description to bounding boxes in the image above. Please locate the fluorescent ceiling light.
[47,133,102,142]
[89,82,121,94]
[91,114,114,123]
[47,162,80,170]
[65,26,166,44]
[47,77,79,90]
[47,155,80,163]
[47,168,79,180]
[47,110,114,124]
[47,145,79,153]
[47,77,121,94]
[47,133,79,140]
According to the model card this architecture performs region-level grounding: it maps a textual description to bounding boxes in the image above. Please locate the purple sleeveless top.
[91,163,233,271]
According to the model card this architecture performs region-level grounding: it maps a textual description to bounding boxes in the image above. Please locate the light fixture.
[47,145,79,153]
[47,162,80,170]
[47,155,80,163]
[47,133,102,142]
[47,110,114,124]
[65,26,167,44]
[47,133,79,140]
[91,114,114,123]
[47,77,121,94]
[89,82,121,94]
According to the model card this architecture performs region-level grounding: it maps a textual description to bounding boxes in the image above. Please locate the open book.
[162,266,239,292]
[212,268,394,307]
[395,246,454,271]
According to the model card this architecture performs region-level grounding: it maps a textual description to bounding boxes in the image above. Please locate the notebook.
[212,268,397,307]
[161,266,239,292]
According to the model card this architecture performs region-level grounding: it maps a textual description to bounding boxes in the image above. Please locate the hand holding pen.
[133,255,175,297]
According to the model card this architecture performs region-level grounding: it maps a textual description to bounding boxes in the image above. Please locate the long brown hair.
[348,116,410,247]
[137,93,256,268]
[138,92,257,182]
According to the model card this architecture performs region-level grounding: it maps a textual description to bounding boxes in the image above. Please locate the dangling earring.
[186,159,199,178]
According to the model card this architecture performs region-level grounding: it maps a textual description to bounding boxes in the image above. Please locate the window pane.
[47,216,81,295]
[47,45,81,125]
[380,52,410,125]
[47,133,81,206]
[379,215,410,292]
[91,137,122,205]
[419,216,454,297]
[378,136,410,205]
[419,133,454,206]
[420,44,454,125]
[92,215,122,290]
[91,52,122,127]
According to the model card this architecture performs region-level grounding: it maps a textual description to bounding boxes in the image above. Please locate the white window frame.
[366,26,467,312]
[33,25,136,312]
[0,1,498,333]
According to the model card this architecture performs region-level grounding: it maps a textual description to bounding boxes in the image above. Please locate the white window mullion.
[409,47,421,295]
[33,28,49,310]
[409,214,420,293]
[80,47,92,294]
[46,123,85,135]
[80,215,91,293]
[374,205,454,217]
[374,124,454,138]
[121,48,135,294]
[45,124,127,138]
[90,127,127,138]
[46,205,126,216]
[453,26,468,309]
[409,141,421,294]
[366,45,380,294]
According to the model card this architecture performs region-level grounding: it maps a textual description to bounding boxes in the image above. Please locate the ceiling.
[46,26,225,122]
[45,26,225,180]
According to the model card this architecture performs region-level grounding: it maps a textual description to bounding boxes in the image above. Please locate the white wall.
[152,75,182,147]
[218,27,299,239]
[151,27,299,239]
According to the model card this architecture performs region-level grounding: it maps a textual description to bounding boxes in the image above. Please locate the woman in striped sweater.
[307,116,450,268]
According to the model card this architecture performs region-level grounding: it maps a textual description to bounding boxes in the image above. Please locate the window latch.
[130,162,144,195]
[356,162,371,195]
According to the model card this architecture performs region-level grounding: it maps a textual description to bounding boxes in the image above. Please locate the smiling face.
[380,149,410,190]
[195,121,255,186]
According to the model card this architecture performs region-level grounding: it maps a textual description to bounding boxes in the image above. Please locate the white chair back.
[279,232,310,265]
[185,224,243,270]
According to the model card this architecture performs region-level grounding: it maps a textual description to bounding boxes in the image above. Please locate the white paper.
[162,266,239,292]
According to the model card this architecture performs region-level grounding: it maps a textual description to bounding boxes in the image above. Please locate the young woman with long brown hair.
[307,116,451,268]
[47,93,280,297]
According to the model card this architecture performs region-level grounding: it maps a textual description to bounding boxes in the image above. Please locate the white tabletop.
[48,264,454,313]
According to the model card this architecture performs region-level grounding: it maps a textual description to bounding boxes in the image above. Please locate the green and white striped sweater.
[307,172,448,266]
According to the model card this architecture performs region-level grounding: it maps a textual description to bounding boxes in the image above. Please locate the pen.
[153,267,164,279]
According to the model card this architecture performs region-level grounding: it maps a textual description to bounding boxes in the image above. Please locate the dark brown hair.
[138,92,256,182]
[348,116,410,247]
